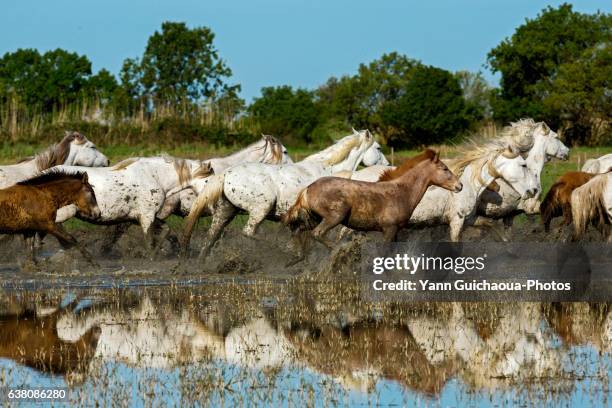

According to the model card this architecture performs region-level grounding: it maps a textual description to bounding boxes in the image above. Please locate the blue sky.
[1,1,607,101]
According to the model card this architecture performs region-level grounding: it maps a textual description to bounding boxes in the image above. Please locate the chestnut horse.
[540,171,597,232]
[282,149,462,244]
[0,299,100,375]
[0,171,100,263]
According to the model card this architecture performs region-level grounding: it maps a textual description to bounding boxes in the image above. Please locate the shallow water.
[0,283,610,407]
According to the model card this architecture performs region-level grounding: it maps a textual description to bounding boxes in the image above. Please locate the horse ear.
[352,127,358,134]
[81,172,89,183]
[433,151,440,162]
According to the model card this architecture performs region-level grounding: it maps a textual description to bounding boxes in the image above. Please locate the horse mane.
[112,157,140,170]
[18,169,86,186]
[192,162,214,179]
[113,154,213,186]
[172,156,194,186]
[499,118,546,146]
[378,149,436,181]
[29,131,87,171]
[254,134,283,163]
[302,131,365,165]
[449,122,536,185]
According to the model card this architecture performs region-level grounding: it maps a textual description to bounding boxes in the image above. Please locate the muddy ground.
[0,215,607,287]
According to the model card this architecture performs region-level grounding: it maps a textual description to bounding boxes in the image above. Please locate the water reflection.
[0,286,610,406]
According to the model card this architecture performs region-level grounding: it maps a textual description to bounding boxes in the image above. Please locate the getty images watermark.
[360,242,612,301]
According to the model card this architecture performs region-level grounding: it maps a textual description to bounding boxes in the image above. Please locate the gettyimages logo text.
[372,253,487,275]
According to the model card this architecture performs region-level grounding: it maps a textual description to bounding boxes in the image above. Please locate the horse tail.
[540,183,562,232]
[181,173,225,250]
[571,175,610,239]
[281,188,312,229]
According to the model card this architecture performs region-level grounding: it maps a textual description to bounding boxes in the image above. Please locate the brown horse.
[0,171,100,263]
[540,171,597,232]
[282,149,462,244]
[0,299,100,375]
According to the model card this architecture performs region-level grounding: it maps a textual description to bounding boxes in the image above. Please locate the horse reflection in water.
[0,299,100,377]
[48,294,612,396]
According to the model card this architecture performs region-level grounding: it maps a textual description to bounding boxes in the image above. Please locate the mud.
[0,215,607,287]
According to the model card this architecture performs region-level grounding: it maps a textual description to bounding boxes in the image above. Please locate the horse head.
[493,145,540,199]
[75,172,101,219]
[362,141,390,167]
[425,150,463,193]
[534,122,569,161]
[64,131,109,167]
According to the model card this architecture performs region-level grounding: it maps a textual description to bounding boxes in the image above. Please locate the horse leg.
[336,226,354,242]
[382,225,399,242]
[47,223,97,267]
[312,215,345,250]
[502,216,514,229]
[449,216,465,242]
[148,219,175,257]
[561,203,573,226]
[33,232,46,252]
[156,193,181,220]
[139,217,160,260]
[23,232,38,265]
[242,200,275,238]
[198,197,237,259]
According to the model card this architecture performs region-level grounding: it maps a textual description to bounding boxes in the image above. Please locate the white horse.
[51,156,214,252]
[157,135,292,219]
[582,153,612,174]
[0,131,109,188]
[53,136,291,253]
[570,172,612,242]
[407,303,562,388]
[407,132,539,241]
[476,119,569,227]
[182,129,387,257]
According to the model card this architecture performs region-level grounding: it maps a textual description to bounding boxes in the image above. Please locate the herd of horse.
[0,121,610,266]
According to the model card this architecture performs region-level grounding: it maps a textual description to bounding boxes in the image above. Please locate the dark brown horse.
[0,171,100,263]
[540,171,596,232]
[282,149,462,244]
[0,299,100,375]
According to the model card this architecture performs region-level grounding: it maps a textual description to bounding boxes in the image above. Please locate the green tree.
[543,43,612,145]
[455,70,493,120]
[249,86,320,143]
[84,68,118,101]
[380,65,473,147]
[316,52,419,132]
[122,21,238,106]
[0,48,102,111]
[487,3,611,132]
